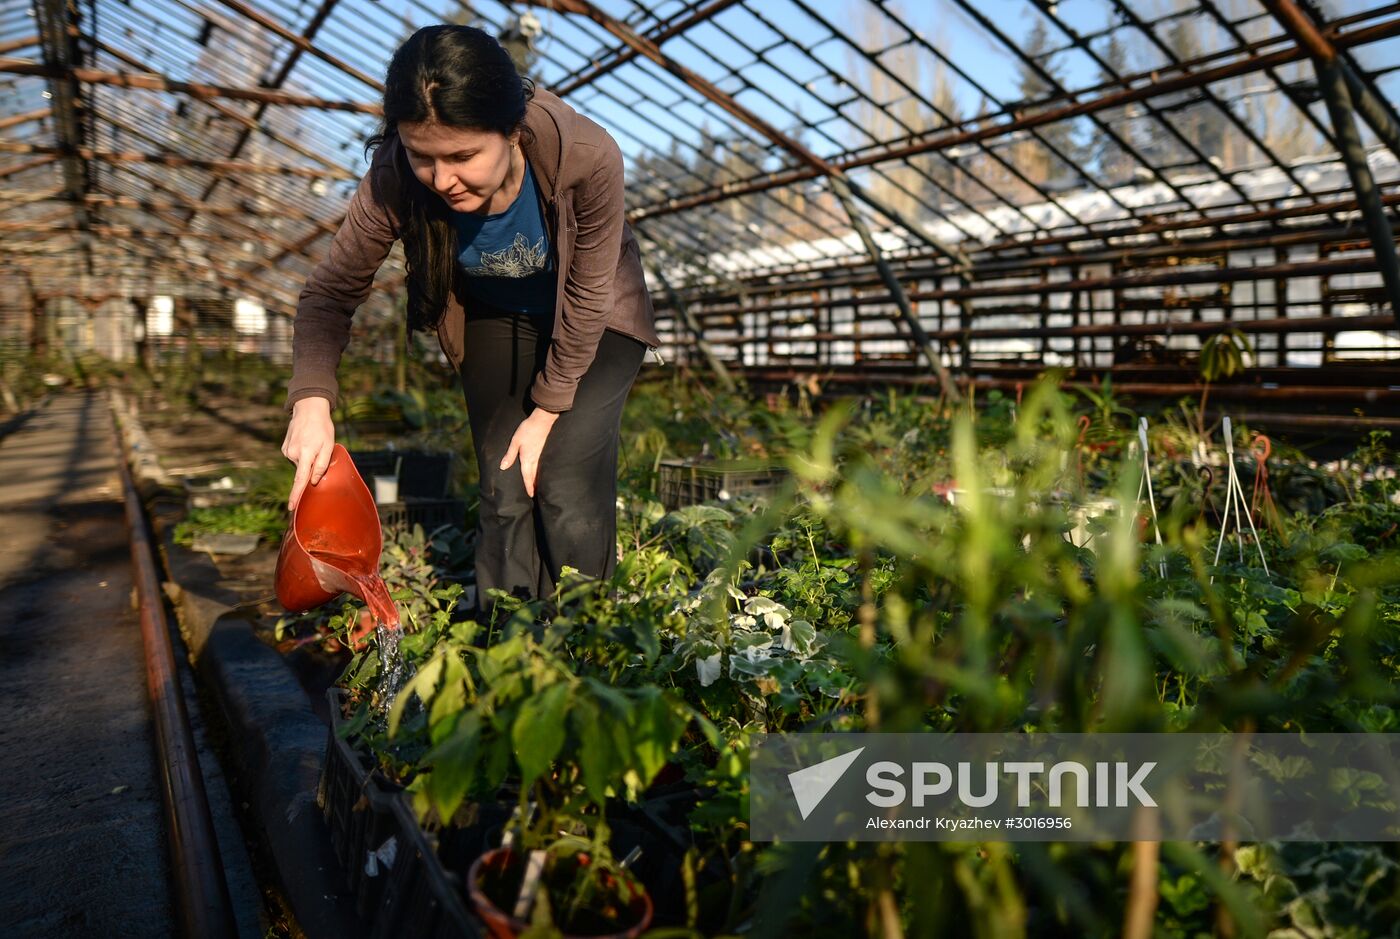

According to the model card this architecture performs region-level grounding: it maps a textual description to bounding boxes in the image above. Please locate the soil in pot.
[468,847,653,939]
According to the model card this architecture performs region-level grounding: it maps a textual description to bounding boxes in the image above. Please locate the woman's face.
[398,121,516,215]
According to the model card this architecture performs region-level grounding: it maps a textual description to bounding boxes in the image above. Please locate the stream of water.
[307,548,406,706]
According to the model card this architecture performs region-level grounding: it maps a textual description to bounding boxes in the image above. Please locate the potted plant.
[467,834,652,939]
[382,611,702,935]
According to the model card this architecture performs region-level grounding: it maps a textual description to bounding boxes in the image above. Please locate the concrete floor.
[0,393,261,938]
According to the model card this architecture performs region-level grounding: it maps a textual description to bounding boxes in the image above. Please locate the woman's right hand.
[282,397,336,513]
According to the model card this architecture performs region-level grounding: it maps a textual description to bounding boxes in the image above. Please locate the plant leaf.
[512,680,570,788]
[388,653,444,739]
[424,713,480,822]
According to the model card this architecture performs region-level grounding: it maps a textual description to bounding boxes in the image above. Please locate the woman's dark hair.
[367,25,534,333]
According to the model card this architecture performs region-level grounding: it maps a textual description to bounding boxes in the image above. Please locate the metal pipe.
[828,175,961,400]
[1260,0,1400,175]
[0,106,49,131]
[110,400,238,939]
[926,363,1400,387]
[526,0,970,268]
[205,0,379,90]
[663,215,1397,310]
[0,140,350,178]
[553,0,746,96]
[1315,59,1400,324]
[673,312,1395,346]
[0,58,379,113]
[1343,62,1400,162]
[671,255,1395,322]
[0,33,39,54]
[633,223,735,392]
[737,370,1400,405]
[0,154,57,180]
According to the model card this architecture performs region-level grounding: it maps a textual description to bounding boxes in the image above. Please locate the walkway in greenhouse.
[0,393,260,939]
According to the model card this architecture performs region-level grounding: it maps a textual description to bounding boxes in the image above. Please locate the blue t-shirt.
[453,161,555,316]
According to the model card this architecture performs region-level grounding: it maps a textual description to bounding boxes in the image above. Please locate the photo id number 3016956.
[865,816,1073,831]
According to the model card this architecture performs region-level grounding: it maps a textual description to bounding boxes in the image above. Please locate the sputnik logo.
[788,746,865,820]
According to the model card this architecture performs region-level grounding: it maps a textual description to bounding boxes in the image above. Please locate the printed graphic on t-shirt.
[464,232,549,278]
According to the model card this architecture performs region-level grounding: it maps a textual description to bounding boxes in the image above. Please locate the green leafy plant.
[173,502,285,546]
[1197,328,1253,440]
[308,368,1400,939]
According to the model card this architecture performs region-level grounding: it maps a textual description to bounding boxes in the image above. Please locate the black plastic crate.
[657,458,789,510]
[349,450,455,500]
[320,693,408,921]
[324,689,487,937]
[372,796,483,939]
[319,693,368,866]
[377,498,466,532]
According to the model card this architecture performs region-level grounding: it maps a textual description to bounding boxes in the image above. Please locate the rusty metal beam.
[527,0,970,271]
[632,221,734,391]
[738,371,1400,409]
[26,191,325,221]
[0,34,39,55]
[190,0,345,256]
[0,140,350,179]
[827,175,960,400]
[0,155,58,180]
[689,313,1395,348]
[204,0,381,91]
[33,0,89,275]
[1313,59,1400,323]
[553,0,746,97]
[87,36,352,181]
[1259,0,1400,164]
[0,58,380,114]
[0,107,49,132]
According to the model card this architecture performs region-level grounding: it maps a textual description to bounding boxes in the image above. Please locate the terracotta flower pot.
[466,848,653,939]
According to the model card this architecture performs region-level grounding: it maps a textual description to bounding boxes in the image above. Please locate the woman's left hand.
[500,408,561,497]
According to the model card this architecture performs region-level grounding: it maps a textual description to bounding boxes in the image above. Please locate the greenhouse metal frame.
[2,0,1399,425]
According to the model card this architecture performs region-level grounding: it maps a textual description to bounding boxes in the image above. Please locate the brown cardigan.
[285,88,661,414]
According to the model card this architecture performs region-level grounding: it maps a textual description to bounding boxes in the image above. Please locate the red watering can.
[274,443,400,628]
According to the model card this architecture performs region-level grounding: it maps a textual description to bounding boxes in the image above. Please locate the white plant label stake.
[513,848,548,921]
[1135,417,1167,577]
[1211,416,1271,581]
[499,800,537,854]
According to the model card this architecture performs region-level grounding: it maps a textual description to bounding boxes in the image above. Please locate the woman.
[281,24,661,617]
